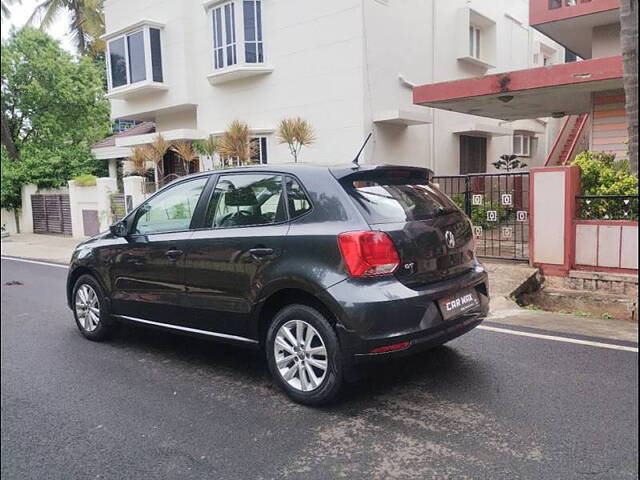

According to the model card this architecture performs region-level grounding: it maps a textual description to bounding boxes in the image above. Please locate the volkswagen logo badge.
[445,231,456,249]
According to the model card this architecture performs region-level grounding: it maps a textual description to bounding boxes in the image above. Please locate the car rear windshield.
[343,177,458,224]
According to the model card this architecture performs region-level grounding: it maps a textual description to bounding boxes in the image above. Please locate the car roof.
[182,163,433,181]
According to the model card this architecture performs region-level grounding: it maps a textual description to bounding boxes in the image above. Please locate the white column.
[67,180,83,239]
[108,158,118,179]
[96,177,118,231]
[19,184,38,234]
[123,176,146,212]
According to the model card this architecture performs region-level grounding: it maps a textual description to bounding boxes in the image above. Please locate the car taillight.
[337,231,400,277]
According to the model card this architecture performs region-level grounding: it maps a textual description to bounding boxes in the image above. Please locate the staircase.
[545,113,590,166]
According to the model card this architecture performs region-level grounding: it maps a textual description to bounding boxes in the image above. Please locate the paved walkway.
[1,233,81,265]
[1,234,637,343]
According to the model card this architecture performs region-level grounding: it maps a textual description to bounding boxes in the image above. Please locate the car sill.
[113,315,259,344]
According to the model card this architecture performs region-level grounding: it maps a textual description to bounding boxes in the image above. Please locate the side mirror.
[109,221,128,237]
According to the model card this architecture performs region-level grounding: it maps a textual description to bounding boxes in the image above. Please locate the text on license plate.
[438,290,479,320]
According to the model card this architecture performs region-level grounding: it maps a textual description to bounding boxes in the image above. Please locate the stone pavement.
[1,234,636,343]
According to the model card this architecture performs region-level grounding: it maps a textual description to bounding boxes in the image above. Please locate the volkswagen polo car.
[67,164,489,405]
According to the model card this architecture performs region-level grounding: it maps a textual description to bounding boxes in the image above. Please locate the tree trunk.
[1,112,19,161]
[620,0,638,174]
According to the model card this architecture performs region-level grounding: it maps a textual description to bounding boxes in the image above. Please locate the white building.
[94,0,565,181]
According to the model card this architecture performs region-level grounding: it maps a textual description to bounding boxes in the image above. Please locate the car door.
[183,172,290,338]
[109,176,210,324]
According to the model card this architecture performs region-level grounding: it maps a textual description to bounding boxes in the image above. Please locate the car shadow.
[106,322,489,408]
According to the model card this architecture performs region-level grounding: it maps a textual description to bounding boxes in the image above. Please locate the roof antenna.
[352,133,372,168]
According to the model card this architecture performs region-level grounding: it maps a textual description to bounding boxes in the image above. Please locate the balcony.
[413,56,623,122]
[530,0,620,59]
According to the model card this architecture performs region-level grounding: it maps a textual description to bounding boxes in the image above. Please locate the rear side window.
[345,178,458,224]
[204,174,286,228]
[286,177,312,219]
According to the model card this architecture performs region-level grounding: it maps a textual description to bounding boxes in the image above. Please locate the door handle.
[249,247,274,259]
[165,249,184,260]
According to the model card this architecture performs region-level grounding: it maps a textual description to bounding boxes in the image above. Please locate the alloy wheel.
[75,284,100,332]
[274,320,328,392]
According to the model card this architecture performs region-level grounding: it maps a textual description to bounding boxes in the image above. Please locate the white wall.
[1,209,19,234]
[103,0,566,174]
[360,0,432,167]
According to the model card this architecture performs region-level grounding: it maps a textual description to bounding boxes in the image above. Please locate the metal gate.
[433,172,530,261]
[31,194,72,235]
[110,193,126,222]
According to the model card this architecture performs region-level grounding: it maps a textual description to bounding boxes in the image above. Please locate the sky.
[1,0,75,53]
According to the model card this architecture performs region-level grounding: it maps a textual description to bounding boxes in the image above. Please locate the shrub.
[571,151,638,220]
[451,195,514,229]
[571,151,638,195]
[73,174,97,187]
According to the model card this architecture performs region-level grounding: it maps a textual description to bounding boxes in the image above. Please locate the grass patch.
[73,174,97,187]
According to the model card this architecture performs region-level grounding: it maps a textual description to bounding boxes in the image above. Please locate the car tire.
[266,304,343,406]
[72,274,116,341]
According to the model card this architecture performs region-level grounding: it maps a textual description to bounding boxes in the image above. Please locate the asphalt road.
[1,258,638,480]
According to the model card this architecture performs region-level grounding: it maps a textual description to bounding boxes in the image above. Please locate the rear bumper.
[324,263,489,362]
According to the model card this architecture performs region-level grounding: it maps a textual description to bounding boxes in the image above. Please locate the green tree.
[1,28,110,218]
[27,0,105,55]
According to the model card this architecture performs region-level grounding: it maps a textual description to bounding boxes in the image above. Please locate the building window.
[107,26,164,90]
[250,137,268,164]
[469,25,481,59]
[513,134,532,157]
[243,0,263,63]
[212,2,237,69]
[210,0,264,70]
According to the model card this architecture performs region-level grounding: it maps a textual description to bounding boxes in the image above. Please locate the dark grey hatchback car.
[67,164,489,404]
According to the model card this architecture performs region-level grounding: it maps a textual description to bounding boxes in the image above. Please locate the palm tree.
[1,0,21,20]
[172,141,199,173]
[620,0,638,174]
[217,120,256,167]
[277,117,315,163]
[145,134,172,181]
[193,135,218,170]
[127,145,152,176]
[27,0,104,55]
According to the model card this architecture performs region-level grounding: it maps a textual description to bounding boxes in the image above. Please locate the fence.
[530,166,638,276]
[434,172,530,261]
[576,195,639,221]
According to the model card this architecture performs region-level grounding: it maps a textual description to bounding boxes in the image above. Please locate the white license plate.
[438,290,480,321]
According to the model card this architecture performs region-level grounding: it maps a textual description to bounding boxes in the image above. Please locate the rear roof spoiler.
[329,164,434,182]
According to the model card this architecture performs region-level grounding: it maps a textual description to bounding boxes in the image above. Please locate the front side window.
[133,177,208,234]
[212,2,237,69]
[107,27,164,89]
[204,174,285,228]
[211,0,264,70]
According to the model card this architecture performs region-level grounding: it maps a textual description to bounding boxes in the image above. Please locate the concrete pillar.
[67,180,83,238]
[96,177,118,231]
[19,183,38,233]
[108,158,118,179]
[529,166,581,276]
[123,176,145,213]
